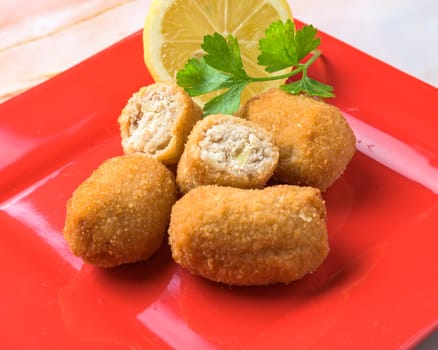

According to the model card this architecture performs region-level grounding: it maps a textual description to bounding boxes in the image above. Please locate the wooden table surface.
[0,0,437,103]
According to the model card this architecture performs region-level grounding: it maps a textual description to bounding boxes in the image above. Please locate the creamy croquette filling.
[125,85,180,154]
[199,122,276,176]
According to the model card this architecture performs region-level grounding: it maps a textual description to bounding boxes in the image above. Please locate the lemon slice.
[143,0,292,106]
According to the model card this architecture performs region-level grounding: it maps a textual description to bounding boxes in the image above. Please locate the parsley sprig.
[176,19,334,116]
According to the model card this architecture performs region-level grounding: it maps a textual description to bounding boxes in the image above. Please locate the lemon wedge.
[143,0,292,106]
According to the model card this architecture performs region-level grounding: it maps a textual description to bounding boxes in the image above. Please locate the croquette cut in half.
[63,154,177,267]
[168,185,329,286]
[118,81,202,165]
[176,114,279,194]
[237,89,356,191]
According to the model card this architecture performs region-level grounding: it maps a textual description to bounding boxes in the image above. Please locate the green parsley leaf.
[281,76,335,98]
[258,20,321,72]
[176,57,230,96]
[258,19,297,72]
[202,33,248,79]
[293,24,320,62]
[203,82,249,116]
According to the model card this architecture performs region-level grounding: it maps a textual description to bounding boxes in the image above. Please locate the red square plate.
[0,21,437,349]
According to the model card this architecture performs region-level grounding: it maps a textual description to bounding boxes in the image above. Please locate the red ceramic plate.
[0,21,437,349]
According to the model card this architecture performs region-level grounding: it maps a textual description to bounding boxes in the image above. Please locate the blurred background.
[0,0,436,102]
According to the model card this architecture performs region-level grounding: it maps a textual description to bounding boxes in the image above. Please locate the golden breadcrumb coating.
[176,114,279,194]
[63,154,177,267]
[237,89,356,191]
[168,185,329,286]
[118,81,202,164]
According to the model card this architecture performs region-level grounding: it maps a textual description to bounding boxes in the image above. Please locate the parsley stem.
[249,50,321,82]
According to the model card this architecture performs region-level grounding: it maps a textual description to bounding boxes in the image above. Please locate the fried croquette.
[176,114,279,194]
[168,185,329,286]
[63,155,177,267]
[237,89,356,191]
[118,82,202,164]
